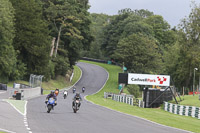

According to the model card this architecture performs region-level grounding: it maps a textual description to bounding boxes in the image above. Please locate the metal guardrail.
[10,83,41,100]
[13,83,30,89]
[0,83,7,90]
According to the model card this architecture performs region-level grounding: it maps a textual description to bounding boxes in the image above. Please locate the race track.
[27,62,188,133]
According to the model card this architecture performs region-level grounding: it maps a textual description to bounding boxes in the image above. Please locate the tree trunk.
[185,64,192,89]
[55,26,62,57]
[50,37,56,57]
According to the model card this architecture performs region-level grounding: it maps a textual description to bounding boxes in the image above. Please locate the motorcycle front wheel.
[47,104,52,113]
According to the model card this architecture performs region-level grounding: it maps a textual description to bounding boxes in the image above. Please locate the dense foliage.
[87,3,200,92]
[0,0,17,82]
[0,0,92,83]
[1,0,200,93]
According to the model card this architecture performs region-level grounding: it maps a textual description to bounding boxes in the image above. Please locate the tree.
[160,2,200,89]
[114,34,161,74]
[83,13,112,59]
[101,9,155,58]
[144,15,175,47]
[10,0,51,80]
[42,0,93,68]
[0,0,17,82]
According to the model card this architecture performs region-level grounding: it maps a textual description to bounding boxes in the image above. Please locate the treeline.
[0,0,92,83]
[85,3,200,90]
[1,0,200,91]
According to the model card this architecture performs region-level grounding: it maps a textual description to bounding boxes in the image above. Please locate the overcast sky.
[88,0,199,27]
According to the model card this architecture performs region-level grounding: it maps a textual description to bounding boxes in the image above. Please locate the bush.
[52,56,70,77]
[127,84,141,98]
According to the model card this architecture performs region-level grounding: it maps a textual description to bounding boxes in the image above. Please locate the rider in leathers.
[45,91,57,105]
[72,92,82,108]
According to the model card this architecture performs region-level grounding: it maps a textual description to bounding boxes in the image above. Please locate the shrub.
[127,84,141,98]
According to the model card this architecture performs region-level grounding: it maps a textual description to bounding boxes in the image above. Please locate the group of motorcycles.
[46,87,85,113]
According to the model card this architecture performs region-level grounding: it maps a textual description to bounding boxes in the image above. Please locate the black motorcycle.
[72,88,76,93]
[82,88,85,93]
[63,94,67,99]
[72,99,80,113]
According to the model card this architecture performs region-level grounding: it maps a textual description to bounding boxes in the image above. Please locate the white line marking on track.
[0,128,16,133]
[24,101,27,116]
[3,99,24,116]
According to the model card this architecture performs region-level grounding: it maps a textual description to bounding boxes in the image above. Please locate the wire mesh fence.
[29,74,44,88]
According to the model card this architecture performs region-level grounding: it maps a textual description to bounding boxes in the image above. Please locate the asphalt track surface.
[26,62,189,133]
[0,91,27,133]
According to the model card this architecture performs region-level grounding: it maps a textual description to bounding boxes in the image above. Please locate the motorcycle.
[46,98,56,113]
[72,88,76,93]
[72,99,80,113]
[63,91,68,99]
[82,87,85,93]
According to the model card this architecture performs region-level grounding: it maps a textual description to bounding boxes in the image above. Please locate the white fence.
[104,92,144,108]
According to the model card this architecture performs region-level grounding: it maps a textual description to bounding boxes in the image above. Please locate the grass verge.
[8,65,82,95]
[5,65,81,113]
[83,60,200,133]
[4,99,26,115]
[42,65,81,95]
[172,95,200,107]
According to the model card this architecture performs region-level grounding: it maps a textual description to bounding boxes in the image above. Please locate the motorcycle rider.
[63,90,68,98]
[72,87,76,93]
[72,92,82,108]
[55,88,59,96]
[45,91,57,106]
[82,87,85,93]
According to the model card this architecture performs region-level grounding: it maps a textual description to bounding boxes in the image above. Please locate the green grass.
[171,95,200,107]
[8,66,82,95]
[83,60,200,133]
[4,99,26,115]
[42,66,81,95]
[7,80,29,87]
[71,65,82,85]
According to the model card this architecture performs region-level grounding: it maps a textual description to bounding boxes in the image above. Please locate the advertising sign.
[128,73,170,86]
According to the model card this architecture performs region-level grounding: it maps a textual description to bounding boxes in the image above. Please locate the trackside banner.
[128,73,170,86]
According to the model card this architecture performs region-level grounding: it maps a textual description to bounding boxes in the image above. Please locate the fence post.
[174,104,177,114]
[185,106,189,116]
[192,106,196,118]
[164,102,168,111]
[169,103,173,113]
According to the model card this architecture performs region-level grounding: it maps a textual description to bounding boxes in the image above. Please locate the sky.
[88,0,199,27]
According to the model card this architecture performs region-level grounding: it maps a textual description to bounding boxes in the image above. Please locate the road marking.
[23,101,32,133]
[0,128,16,133]
[3,99,24,116]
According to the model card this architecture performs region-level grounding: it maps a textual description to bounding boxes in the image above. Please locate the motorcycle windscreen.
[48,98,55,104]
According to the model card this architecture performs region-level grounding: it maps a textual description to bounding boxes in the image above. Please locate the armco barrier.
[0,83,7,90]
[104,92,144,108]
[164,102,200,119]
[9,87,41,100]
[20,87,41,100]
